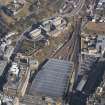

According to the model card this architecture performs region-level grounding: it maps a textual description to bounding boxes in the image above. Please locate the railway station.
[0,0,105,105]
[29,59,73,104]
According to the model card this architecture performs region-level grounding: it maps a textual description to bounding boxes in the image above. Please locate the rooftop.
[3,57,30,97]
[85,22,105,33]
[29,59,73,98]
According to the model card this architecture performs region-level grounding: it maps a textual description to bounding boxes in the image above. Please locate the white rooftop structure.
[52,17,63,26]
[42,20,51,32]
[10,62,19,75]
[30,28,41,37]
[29,28,44,40]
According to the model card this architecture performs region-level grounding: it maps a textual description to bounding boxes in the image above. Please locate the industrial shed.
[29,59,73,99]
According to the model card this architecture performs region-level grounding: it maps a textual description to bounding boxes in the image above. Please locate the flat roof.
[86,22,105,33]
[29,59,73,98]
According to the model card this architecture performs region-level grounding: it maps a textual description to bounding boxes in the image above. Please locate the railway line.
[51,18,82,61]
[49,0,93,62]
[10,0,88,59]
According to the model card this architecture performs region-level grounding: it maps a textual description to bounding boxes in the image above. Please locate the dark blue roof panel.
[29,59,73,98]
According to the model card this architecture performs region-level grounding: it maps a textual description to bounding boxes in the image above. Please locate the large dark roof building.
[29,59,73,99]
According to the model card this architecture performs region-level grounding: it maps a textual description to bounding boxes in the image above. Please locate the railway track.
[51,18,82,61]
[11,0,90,63]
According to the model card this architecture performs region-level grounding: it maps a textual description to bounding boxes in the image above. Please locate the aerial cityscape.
[0,0,105,105]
